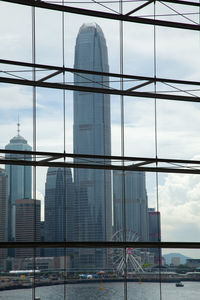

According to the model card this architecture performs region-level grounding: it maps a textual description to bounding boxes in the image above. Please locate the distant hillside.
[163,253,191,265]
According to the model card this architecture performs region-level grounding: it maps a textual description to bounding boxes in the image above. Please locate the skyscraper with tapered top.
[73,23,112,269]
[5,123,32,241]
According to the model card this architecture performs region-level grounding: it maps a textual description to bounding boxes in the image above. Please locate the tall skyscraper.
[15,198,40,258]
[148,208,161,264]
[5,125,32,240]
[113,171,149,242]
[73,23,112,269]
[44,167,75,257]
[0,169,8,260]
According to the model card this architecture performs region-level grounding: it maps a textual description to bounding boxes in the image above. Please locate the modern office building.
[113,171,149,241]
[73,23,112,269]
[0,169,8,260]
[15,199,40,258]
[5,126,32,240]
[148,208,161,264]
[186,259,200,268]
[44,167,75,257]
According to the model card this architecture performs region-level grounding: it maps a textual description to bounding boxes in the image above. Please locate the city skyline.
[1,2,200,298]
[1,1,200,258]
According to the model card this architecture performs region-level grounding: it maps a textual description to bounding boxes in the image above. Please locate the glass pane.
[157,100,200,160]
[124,97,156,157]
[0,2,31,62]
[36,8,63,66]
[36,87,64,152]
[159,172,200,243]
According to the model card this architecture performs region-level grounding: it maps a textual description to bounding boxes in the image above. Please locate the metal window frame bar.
[125,0,155,16]
[163,0,200,8]
[1,75,200,102]
[2,148,200,165]
[1,158,200,174]
[2,0,200,31]
[126,79,154,91]
[2,58,200,87]
[1,59,200,102]
[1,149,200,174]
[0,241,200,249]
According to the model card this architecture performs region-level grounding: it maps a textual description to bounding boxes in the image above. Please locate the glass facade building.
[0,169,8,261]
[73,23,112,268]
[5,132,32,240]
[44,167,75,257]
[113,171,149,241]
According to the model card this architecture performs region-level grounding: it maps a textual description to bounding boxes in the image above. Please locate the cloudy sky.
[1,0,200,258]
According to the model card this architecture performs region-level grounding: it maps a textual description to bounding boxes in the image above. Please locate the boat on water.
[176,282,184,287]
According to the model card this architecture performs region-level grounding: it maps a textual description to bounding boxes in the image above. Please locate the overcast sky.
[1,1,200,258]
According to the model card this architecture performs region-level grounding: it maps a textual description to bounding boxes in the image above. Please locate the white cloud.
[0,85,32,110]
[158,171,200,243]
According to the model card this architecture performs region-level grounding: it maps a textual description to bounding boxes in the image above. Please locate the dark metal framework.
[1,149,200,174]
[3,0,200,31]
[1,58,200,102]
[1,0,200,252]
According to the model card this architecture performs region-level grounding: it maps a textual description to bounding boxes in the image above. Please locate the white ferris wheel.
[110,229,144,274]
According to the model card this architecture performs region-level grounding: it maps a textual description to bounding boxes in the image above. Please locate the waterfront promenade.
[1,272,200,291]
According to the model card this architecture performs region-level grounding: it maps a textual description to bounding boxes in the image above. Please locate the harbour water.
[0,281,200,299]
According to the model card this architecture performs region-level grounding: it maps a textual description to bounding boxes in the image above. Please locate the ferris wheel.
[110,229,144,274]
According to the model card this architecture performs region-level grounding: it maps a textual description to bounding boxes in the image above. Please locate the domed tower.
[5,123,32,241]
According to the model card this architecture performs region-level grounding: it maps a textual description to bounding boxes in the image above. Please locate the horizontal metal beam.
[0,241,200,249]
[1,158,200,175]
[0,75,200,103]
[1,148,200,166]
[163,0,200,8]
[2,58,200,87]
[2,0,200,31]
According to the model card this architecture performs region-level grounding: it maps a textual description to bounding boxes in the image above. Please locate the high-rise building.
[44,167,75,257]
[73,23,112,269]
[0,169,8,261]
[5,125,32,240]
[148,208,161,264]
[15,198,40,258]
[113,171,149,241]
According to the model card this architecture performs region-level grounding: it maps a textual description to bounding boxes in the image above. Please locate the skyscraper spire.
[17,115,20,136]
